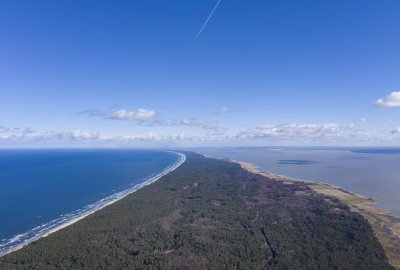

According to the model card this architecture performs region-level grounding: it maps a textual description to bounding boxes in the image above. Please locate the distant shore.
[230,159,400,269]
[0,152,186,258]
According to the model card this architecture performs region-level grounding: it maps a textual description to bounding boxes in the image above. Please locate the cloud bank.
[80,109,157,121]
[236,123,364,141]
[107,109,156,121]
[374,91,400,108]
[57,130,100,140]
[172,118,217,127]
[103,133,196,142]
[2,122,400,147]
[1,130,99,144]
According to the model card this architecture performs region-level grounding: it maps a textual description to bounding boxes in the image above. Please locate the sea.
[0,149,185,257]
[194,147,400,218]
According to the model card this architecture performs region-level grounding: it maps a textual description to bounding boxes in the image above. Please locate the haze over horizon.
[1,0,400,148]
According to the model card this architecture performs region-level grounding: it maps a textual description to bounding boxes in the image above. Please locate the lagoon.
[194,147,400,217]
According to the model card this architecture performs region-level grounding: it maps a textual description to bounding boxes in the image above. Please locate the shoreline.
[200,153,400,269]
[0,152,186,258]
[230,158,400,269]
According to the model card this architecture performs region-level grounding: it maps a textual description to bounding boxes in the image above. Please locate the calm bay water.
[0,149,183,257]
[194,147,400,217]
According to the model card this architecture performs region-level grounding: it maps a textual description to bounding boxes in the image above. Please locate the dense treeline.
[1,152,394,269]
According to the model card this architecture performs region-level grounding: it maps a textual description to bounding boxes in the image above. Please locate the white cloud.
[257,124,277,129]
[107,109,156,121]
[57,130,100,140]
[0,130,232,145]
[172,118,217,127]
[374,91,400,108]
[97,132,234,145]
[386,119,393,122]
[171,118,229,135]
[214,107,230,114]
[0,129,99,143]
[206,103,214,107]
[236,123,367,141]
[102,133,196,142]
[391,127,400,134]
[0,126,9,133]
[80,108,157,122]
[357,118,370,122]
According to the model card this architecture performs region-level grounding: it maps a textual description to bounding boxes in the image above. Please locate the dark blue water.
[0,149,184,256]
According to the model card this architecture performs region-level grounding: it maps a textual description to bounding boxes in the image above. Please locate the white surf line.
[0,152,186,257]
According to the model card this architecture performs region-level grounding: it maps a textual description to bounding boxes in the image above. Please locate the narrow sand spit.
[204,155,400,270]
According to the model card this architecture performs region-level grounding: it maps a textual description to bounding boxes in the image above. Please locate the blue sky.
[1,0,400,147]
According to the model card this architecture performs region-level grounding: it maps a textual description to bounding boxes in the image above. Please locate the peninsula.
[1,151,397,269]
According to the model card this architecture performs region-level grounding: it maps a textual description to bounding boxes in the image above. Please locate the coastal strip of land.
[236,160,400,269]
[1,152,396,269]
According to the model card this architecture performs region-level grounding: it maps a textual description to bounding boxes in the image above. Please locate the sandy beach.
[230,158,400,269]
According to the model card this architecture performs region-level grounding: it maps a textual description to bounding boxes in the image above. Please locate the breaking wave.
[0,152,185,257]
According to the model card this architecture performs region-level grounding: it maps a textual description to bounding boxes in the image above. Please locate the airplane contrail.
[193,0,222,43]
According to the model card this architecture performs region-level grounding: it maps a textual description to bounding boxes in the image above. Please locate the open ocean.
[0,149,184,257]
[194,147,400,218]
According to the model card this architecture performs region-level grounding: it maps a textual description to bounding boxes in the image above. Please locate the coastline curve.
[0,151,186,258]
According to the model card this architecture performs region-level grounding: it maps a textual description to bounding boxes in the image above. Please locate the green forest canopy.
[1,151,395,270]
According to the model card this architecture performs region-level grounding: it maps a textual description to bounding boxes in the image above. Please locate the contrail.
[193,0,222,43]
